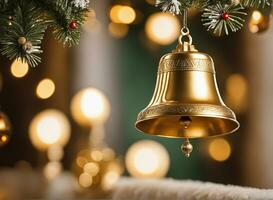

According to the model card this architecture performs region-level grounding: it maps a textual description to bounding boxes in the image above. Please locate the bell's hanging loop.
[177,9,194,51]
[178,27,192,46]
[181,27,190,35]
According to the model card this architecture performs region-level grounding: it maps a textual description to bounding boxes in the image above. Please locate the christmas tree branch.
[155,0,272,36]
[0,0,89,67]
[0,0,47,67]
[202,2,246,36]
[33,0,88,46]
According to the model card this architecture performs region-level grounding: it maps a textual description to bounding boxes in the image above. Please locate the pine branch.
[154,0,271,36]
[0,0,47,67]
[240,0,271,7]
[192,0,209,9]
[34,0,88,47]
[155,0,182,15]
[0,0,89,67]
[50,0,88,46]
[201,2,247,36]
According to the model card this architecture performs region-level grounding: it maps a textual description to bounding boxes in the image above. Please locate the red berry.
[69,21,78,29]
[222,12,230,20]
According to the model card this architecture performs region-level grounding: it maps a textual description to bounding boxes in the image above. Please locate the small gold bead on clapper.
[181,138,193,157]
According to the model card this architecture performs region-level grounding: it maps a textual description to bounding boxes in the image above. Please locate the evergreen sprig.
[51,0,88,47]
[155,0,272,36]
[202,2,247,36]
[241,0,270,7]
[0,0,89,67]
[0,1,47,67]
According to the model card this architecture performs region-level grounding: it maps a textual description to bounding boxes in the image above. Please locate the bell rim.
[135,115,240,139]
[137,104,237,121]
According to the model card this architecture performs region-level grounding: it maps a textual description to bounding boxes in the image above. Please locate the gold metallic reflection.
[136,45,239,138]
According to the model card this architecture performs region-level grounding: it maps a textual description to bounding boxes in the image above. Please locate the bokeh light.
[0,135,7,143]
[83,9,102,34]
[102,148,115,161]
[47,145,64,161]
[44,161,62,180]
[91,150,103,162]
[76,156,88,168]
[79,172,93,188]
[10,59,29,78]
[109,5,136,24]
[145,13,180,45]
[29,109,71,150]
[0,112,11,147]
[125,140,170,178]
[36,78,55,99]
[71,88,110,126]
[249,10,268,33]
[72,147,123,192]
[0,113,9,131]
[108,22,129,38]
[84,162,100,176]
[225,73,248,113]
[209,138,231,162]
[102,170,120,191]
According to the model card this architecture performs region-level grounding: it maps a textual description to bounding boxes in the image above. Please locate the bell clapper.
[181,138,193,158]
[179,116,192,129]
[179,116,193,157]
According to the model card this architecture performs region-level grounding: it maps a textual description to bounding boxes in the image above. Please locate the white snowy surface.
[113,178,273,200]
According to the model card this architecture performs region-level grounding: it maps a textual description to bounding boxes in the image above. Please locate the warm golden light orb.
[145,13,180,45]
[44,161,62,180]
[36,78,55,99]
[0,112,11,147]
[108,22,129,38]
[84,162,100,176]
[29,109,71,150]
[125,140,170,178]
[71,88,110,126]
[249,10,268,33]
[225,74,248,113]
[209,138,231,162]
[79,172,93,188]
[252,10,263,23]
[110,5,136,24]
[10,59,29,78]
[102,170,120,191]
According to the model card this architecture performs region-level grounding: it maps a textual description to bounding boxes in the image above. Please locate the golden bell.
[135,41,239,139]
